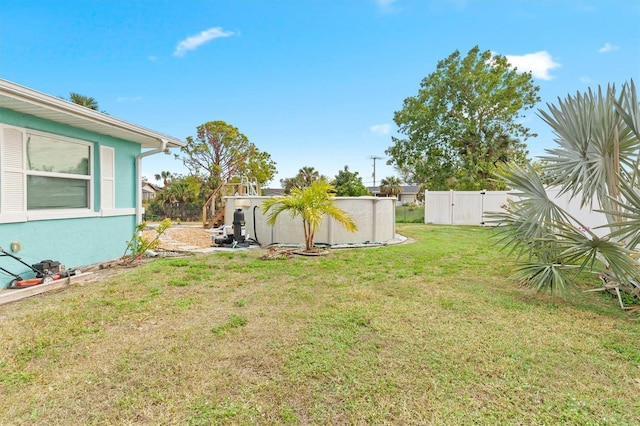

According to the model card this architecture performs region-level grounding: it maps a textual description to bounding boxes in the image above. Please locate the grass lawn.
[1,224,638,425]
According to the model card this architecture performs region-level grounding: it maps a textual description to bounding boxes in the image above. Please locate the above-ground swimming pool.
[220,196,397,247]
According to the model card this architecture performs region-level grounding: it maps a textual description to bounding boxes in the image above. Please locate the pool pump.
[213,208,248,247]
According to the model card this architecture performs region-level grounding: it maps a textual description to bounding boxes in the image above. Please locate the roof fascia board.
[0,78,184,147]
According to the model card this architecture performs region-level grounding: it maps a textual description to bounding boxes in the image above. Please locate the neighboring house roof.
[0,78,184,148]
[263,188,285,196]
[401,185,420,194]
[142,182,162,192]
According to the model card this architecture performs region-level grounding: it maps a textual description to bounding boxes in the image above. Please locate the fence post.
[480,189,486,225]
[424,190,428,223]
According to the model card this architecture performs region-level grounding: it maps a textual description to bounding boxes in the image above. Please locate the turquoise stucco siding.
[114,141,138,208]
[0,108,141,209]
[0,215,135,288]
[0,109,144,288]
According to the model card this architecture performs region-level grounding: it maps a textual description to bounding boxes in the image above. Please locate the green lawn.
[1,224,638,425]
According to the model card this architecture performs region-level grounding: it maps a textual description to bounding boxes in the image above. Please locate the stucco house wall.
[0,79,183,288]
[0,113,139,283]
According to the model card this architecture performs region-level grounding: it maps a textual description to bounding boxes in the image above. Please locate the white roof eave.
[0,79,185,148]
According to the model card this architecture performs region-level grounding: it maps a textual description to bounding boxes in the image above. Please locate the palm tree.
[68,92,100,110]
[153,175,202,220]
[297,166,321,186]
[262,180,357,252]
[490,81,640,301]
[154,171,173,187]
[280,166,327,193]
[380,176,403,198]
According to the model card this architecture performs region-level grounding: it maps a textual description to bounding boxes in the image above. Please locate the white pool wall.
[222,196,397,246]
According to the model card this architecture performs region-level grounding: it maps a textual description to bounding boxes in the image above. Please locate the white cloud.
[370,124,391,135]
[505,51,560,81]
[376,0,400,13]
[174,27,234,57]
[116,96,143,102]
[598,42,619,53]
[580,75,592,83]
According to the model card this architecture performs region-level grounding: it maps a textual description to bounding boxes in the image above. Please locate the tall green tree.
[262,180,357,252]
[178,120,276,189]
[490,81,640,305]
[245,150,278,192]
[386,45,538,190]
[332,166,370,196]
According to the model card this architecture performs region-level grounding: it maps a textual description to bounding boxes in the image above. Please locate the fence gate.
[424,190,511,225]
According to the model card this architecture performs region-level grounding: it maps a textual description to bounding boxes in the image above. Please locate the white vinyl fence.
[424,189,609,235]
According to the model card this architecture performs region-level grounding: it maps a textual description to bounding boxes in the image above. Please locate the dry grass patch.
[0,225,638,424]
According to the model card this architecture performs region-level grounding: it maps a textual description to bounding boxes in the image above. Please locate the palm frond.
[260,180,357,250]
[494,81,640,308]
[599,177,640,249]
[262,192,304,225]
[488,162,574,260]
[512,262,580,295]
[549,221,640,289]
[537,84,637,216]
[613,79,640,148]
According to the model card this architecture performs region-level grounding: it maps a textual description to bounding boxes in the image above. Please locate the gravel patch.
[142,226,214,251]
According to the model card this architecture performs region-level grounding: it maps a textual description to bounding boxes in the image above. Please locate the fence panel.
[452,191,483,225]
[424,191,452,224]
[482,191,511,225]
[423,189,608,232]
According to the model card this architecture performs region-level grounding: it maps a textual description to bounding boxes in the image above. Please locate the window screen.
[24,133,92,210]
[27,175,89,209]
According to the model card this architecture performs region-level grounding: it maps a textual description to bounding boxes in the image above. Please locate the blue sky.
[2,0,639,187]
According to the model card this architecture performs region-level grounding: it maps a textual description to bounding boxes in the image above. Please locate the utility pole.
[369,155,383,187]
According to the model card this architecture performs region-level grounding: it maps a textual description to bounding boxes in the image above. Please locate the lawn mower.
[0,247,76,289]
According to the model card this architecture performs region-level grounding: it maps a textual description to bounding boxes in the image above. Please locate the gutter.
[135,139,168,225]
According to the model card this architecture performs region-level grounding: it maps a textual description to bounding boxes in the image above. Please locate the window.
[1,125,96,221]
[26,132,91,210]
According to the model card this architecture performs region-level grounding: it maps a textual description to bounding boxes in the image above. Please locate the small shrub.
[121,218,171,264]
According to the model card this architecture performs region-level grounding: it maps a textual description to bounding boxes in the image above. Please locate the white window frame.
[0,125,100,222]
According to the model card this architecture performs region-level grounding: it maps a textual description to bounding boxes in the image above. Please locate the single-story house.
[0,79,184,288]
[368,185,421,205]
[142,181,162,200]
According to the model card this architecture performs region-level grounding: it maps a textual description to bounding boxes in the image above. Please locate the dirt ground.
[142,226,214,251]
[78,226,214,283]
